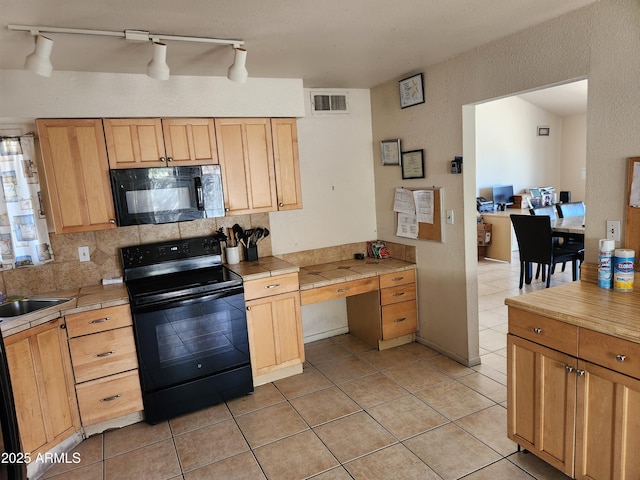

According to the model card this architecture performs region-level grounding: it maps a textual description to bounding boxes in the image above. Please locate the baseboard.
[303,326,349,344]
[415,336,481,367]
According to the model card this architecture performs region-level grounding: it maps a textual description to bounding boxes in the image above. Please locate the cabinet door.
[162,118,218,165]
[37,119,117,233]
[215,118,277,214]
[104,118,166,168]
[271,118,302,210]
[245,291,303,377]
[5,319,79,455]
[507,334,577,477]
[575,360,640,480]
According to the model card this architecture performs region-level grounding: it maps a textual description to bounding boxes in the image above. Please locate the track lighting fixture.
[8,24,247,81]
[227,48,248,83]
[24,34,54,77]
[147,41,170,80]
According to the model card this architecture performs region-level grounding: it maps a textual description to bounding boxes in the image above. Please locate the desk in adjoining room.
[480,210,584,263]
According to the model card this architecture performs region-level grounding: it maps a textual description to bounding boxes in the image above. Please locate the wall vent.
[310,91,349,114]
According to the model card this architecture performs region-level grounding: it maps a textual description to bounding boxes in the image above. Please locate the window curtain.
[0,135,54,269]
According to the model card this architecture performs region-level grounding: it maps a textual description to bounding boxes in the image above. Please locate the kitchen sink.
[0,298,71,319]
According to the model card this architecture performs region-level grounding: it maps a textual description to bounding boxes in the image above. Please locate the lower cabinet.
[4,318,80,455]
[65,305,143,427]
[244,273,304,385]
[508,308,640,480]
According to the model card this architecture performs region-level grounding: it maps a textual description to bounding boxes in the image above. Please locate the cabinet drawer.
[381,300,417,339]
[244,273,299,301]
[579,329,640,379]
[66,305,132,338]
[68,327,138,383]
[300,277,379,305]
[379,269,416,289]
[380,283,416,305]
[508,308,578,356]
[75,370,143,426]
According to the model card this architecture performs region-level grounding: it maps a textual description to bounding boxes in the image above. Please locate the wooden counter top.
[505,282,640,343]
[224,256,300,281]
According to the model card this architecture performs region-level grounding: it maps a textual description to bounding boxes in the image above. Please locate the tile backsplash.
[0,213,272,296]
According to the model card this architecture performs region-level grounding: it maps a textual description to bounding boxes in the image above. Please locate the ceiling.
[517,80,588,116]
[1,0,598,89]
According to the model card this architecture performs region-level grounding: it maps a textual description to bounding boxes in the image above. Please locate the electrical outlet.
[606,220,620,242]
[78,246,90,262]
[446,210,454,224]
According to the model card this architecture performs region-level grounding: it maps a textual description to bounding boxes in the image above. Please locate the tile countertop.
[225,256,416,289]
[297,257,416,290]
[505,281,640,343]
[0,283,129,338]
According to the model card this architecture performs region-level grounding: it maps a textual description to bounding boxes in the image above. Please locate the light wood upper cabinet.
[5,319,80,456]
[37,119,117,234]
[215,118,277,215]
[105,118,218,168]
[103,118,166,168]
[271,118,302,210]
[162,118,218,165]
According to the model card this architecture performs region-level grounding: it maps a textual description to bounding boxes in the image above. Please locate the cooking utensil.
[232,224,244,247]
[251,227,264,246]
[243,229,254,247]
[259,228,270,243]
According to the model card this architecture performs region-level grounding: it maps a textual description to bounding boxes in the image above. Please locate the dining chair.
[510,214,581,288]
[529,205,557,220]
[556,201,585,218]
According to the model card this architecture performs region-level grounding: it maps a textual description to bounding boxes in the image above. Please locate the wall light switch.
[78,246,90,262]
[446,210,454,224]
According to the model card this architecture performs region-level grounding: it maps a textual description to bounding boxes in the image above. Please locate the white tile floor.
[37,251,577,480]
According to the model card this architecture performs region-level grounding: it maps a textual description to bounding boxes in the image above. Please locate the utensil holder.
[244,245,258,262]
[225,246,240,264]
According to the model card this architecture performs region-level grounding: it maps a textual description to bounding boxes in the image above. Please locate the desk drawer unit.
[509,309,578,357]
[379,269,415,288]
[579,328,640,380]
[75,370,143,426]
[380,283,416,305]
[68,327,139,383]
[382,301,417,339]
[66,304,132,338]
[301,277,379,305]
[244,273,299,301]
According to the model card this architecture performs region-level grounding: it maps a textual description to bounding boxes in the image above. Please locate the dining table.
[552,216,585,236]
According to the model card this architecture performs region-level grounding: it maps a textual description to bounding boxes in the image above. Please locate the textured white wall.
[0,70,305,118]
[371,0,639,364]
[560,114,587,202]
[475,96,562,199]
[269,89,377,254]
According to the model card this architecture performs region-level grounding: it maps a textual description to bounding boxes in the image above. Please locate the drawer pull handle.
[100,394,122,403]
[565,365,574,373]
[393,317,407,323]
[576,369,586,376]
[392,277,404,282]
[89,317,111,324]
[616,354,627,362]
[265,284,281,289]
[392,292,405,297]
[94,350,116,358]
[336,288,349,293]
[533,327,542,334]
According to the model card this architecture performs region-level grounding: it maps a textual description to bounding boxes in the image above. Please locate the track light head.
[25,34,54,77]
[147,41,170,80]
[227,47,248,83]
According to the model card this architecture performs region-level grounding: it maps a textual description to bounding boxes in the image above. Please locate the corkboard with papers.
[625,157,640,270]
[394,187,443,242]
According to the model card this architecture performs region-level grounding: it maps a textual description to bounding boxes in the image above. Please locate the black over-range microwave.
[110,165,225,226]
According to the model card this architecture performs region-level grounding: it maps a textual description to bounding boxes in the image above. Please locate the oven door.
[111,166,206,226]
[131,286,250,393]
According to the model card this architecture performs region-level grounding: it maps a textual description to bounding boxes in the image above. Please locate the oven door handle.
[131,286,245,313]
[195,177,205,211]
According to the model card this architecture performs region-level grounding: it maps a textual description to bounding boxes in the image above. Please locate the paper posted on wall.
[394,187,435,238]
[630,162,640,207]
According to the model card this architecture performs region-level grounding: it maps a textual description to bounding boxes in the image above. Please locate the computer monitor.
[492,185,514,206]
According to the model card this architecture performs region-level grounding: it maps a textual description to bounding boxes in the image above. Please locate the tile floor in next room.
[40,252,576,480]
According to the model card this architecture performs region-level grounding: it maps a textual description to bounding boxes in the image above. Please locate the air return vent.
[310,91,349,114]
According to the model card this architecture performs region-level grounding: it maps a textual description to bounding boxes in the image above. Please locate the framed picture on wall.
[380,139,401,165]
[399,73,425,108]
[401,149,425,179]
